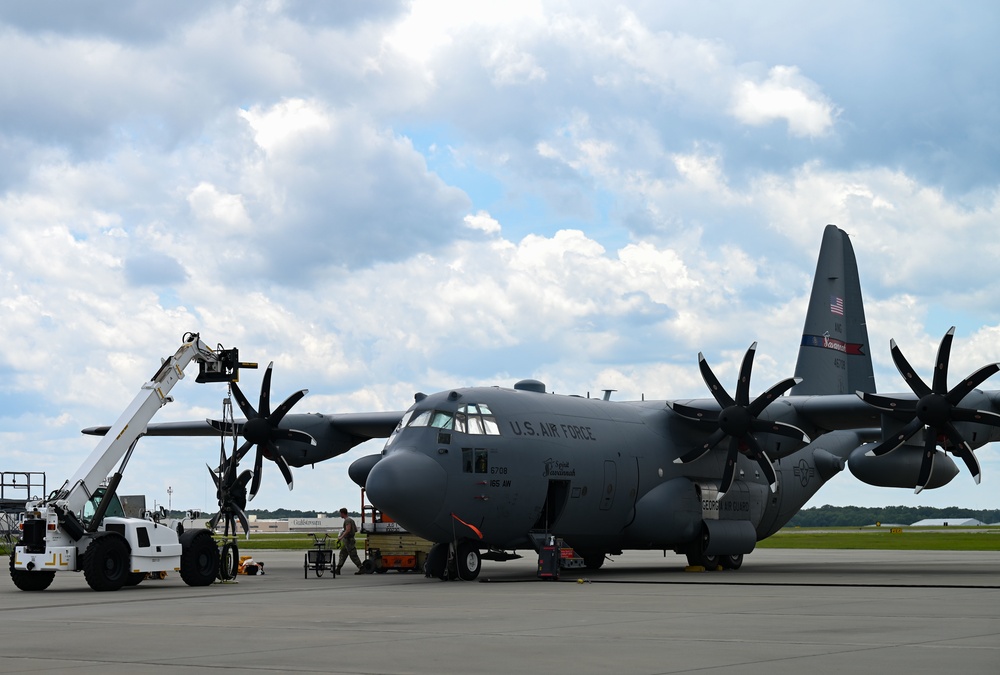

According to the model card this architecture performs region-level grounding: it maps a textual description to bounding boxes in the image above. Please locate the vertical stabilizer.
[790,225,875,395]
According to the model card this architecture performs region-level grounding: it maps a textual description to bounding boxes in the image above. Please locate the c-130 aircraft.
[86,225,1000,579]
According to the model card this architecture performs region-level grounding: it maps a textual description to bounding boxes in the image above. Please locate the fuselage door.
[600,460,617,511]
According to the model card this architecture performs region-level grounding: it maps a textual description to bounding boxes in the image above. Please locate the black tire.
[123,572,146,586]
[9,548,55,591]
[456,542,481,581]
[719,553,744,570]
[179,530,219,586]
[581,551,605,570]
[424,542,449,580]
[82,534,130,592]
[219,541,239,581]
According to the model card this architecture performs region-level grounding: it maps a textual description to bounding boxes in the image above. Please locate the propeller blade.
[718,437,740,497]
[747,377,801,417]
[250,447,264,500]
[259,362,274,418]
[735,342,757,407]
[698,353,736,408]
[865,417,923,457]
[234,439,255,463]
[932,327,955,394]
[272,428,317,446]
[750,418,811,443]
[207,418,244,435]
[229,380,257,420]
[667,401,720,423]
[206,463,221,489]
[751,449,778,492]
[946,362,1000,406]
[858,391,918,417]
[890,338,932,398]
[274,454,294,490]
[270,389,309,426]
[951,445,982,485]
[675,428,726,464]
[234,505,250,536]
[914,435,937,494]
[950,407,1000,427]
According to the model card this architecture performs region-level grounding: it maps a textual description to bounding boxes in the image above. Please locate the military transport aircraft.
[85,225,1000,579]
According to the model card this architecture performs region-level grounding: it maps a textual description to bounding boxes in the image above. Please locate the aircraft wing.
[82,411,406,467]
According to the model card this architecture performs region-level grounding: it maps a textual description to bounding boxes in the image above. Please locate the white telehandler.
[9,333,250,591]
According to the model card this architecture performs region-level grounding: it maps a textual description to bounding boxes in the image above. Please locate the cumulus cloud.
[730,65,839,137]
[1,1,998,513]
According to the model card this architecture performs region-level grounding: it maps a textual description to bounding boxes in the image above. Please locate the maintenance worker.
[336,507,364,575]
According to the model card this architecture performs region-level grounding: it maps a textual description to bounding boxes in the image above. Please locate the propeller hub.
[718,405,752,437]
[243,417,272,445]
[916,393,950,428]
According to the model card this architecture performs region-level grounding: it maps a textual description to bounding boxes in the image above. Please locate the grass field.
[4,528,999,556]
[756,527,1000,551]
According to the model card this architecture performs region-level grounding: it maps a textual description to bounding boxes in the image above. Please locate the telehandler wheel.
[123,572,146,586]
[179,529,220,586]
[82,533,130,592]
[9,548,55,591]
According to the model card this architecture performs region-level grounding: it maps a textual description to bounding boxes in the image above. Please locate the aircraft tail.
[790,225,876,396]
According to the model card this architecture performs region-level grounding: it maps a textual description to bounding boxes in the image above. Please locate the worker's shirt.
[342,517,357,544]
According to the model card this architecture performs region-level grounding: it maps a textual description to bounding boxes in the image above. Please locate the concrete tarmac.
[2,548,998,674]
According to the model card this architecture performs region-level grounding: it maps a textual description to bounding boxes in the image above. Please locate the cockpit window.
[399,404,501,436]
[455,404,500,435]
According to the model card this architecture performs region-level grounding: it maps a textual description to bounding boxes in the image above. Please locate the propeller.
[207,459,251,536]
[207,362,313,500]
[669,343,809,497]
[858,327,1000,493]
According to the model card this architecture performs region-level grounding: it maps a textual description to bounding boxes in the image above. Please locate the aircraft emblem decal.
[800,334,865,355]
[794,459,815,487]
[543,458,576,477]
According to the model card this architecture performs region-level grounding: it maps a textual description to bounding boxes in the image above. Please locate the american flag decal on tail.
[830,296,844,315]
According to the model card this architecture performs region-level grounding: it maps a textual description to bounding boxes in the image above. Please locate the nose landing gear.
[424,541,482,581]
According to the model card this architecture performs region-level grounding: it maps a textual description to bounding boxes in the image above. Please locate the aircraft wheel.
[424,542,449,580]
[456,543,481,581]
[581,551,605,570]
[685,551,720,569]
[9,548,55,591]
[719,553,744,570]
[179,530,220,587]
[82,533,130,592]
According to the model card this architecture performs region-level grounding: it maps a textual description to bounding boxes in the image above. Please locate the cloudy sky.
[3,1,1000,517]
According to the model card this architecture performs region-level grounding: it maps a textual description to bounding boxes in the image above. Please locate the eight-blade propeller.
[858,327,1000,493]
[207,362,314,500]
[669,343,808,498]
[207,456,251,536]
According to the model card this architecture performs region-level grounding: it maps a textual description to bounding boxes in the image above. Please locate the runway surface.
[2,548,998,674]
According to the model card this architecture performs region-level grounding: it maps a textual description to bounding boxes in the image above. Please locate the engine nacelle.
[848,444,958,489]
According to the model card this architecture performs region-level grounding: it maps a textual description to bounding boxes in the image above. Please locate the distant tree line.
[787,505,1000,527]
[165,508,348,519]
[163,505,998,527]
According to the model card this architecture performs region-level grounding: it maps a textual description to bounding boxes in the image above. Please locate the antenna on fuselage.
[602,389,616,401]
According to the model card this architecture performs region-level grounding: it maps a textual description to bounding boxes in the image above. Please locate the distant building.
[910,518,983,527]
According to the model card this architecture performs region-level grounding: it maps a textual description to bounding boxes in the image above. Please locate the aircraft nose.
[365,450,446,531]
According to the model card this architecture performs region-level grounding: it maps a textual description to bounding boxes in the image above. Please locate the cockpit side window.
[455,404,501,436]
